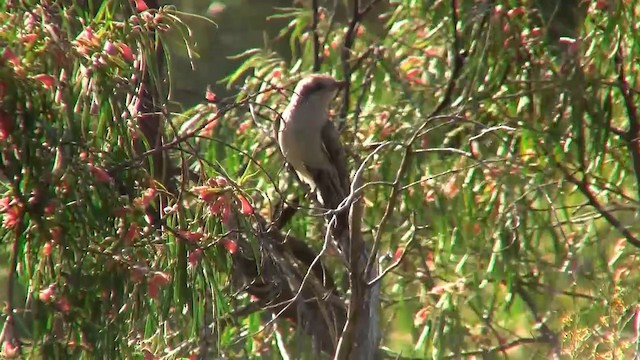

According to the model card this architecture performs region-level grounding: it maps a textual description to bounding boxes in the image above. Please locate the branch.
[312,0,321,71]
[445,336,547,358]
[339,0,383,119]
[514,282,561,358]
[367,228,418,286]
[615,39,640,200]
[557,162,640,249]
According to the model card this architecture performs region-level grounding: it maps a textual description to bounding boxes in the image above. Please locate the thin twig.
[444,336,547,358]
[615,39,640,200]
[367,227,418,286]
[311,0,321,71]
[339,0,383,119]
[557,163,640,248]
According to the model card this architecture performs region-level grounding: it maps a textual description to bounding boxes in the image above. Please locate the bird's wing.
[303,119,349,209]
[306,119,350,244]
[320,120,350,196]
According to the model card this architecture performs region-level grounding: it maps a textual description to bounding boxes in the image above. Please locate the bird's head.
[289,74,346,114]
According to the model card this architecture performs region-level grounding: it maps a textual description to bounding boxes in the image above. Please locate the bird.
[277,74,351,228]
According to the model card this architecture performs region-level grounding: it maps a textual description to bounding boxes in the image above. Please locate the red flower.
[148,282,159,299]
[2,204,22,229]
[192,185,219,203]
[42,241,54,256]
[220,201,231,224]
[112,206,132,218]
[129,266,147,283]
[236,194,254,215]
[33,74,55,89]
[50,226,63,243]
[43,201,57,216]
[2,340,18,358]
[178,230,204,244]
[0,196,9,212]
[213,177,228,187]
[147,272,170,299]
[123,223,140,245]
[56,296,71,314]
[143,349,158,360]
[207,196,225,214]
[21,33,38,44]
[442,177,459,199]
[74,27,100,48]
[116,43,135,62]
[132,0,149,11]
[2,48,20,68]
[149,271,171,286]
[88,164,114,183]
[220,238,237,254]
[506,7,526,18]
[530,27,542,38]
[406,68,423,84]
[414,306,430,326]
[188,249,202,267]
[391,247,404,263]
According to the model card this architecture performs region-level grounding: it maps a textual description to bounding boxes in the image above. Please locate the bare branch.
[615,39,640,200]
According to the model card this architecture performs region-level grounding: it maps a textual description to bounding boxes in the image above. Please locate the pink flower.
[39,285,55,302]
[134,186,156,208]
[236,120,251,135]
[205,86,217,102]
[103,40,118,55]
[74,27,100,48]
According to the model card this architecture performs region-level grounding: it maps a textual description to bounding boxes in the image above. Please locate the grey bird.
[277,74,350,216]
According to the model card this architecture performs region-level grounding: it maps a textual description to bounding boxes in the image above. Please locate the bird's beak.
[334,80,347,90]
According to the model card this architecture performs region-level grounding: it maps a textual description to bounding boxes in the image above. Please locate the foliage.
[1,0,640,359]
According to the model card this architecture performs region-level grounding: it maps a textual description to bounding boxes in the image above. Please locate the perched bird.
[277,74,350,221]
